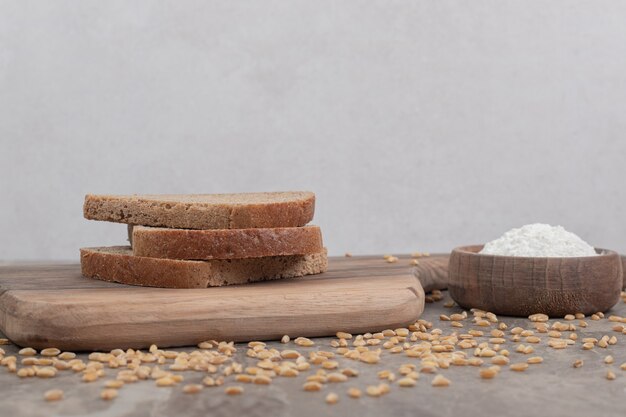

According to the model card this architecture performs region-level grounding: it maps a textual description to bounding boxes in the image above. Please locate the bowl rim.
[452,244,618,260]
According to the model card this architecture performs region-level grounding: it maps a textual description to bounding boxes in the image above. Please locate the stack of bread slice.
[80,192,327,288]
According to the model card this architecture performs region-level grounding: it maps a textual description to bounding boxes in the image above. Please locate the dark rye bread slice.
[80,246,327,288]
[83,192,315,230]
[131,225,323,260]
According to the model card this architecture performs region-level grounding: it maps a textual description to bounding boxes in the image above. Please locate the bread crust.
[132,225,323,260]
[83,192,315,229]
[80,246,327,288]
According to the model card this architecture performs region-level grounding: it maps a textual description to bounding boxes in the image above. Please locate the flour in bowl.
[480,223,597,257]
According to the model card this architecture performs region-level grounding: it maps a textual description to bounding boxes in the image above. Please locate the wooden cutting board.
[0,255,449,351]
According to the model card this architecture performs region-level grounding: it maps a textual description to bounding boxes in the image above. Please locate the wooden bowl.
[448,245,623,317]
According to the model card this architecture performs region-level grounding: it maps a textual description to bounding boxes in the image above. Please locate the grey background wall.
[1,0,626,260]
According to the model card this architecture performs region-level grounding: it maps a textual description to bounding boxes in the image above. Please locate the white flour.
[480,224,597,257]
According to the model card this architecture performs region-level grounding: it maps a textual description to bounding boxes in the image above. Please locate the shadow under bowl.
[448,245,623,317]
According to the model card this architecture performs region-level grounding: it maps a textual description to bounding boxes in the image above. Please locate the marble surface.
[1,291,625,417]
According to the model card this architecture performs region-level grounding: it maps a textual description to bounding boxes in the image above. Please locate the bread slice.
[83,192,315,230]
[80,246,327,288]
[131,225,323,260]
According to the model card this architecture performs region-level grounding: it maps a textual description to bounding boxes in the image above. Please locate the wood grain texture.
[448,245,623,317]
[411,255,449,293]
[0,255,448,351]
[622,255,626,290]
